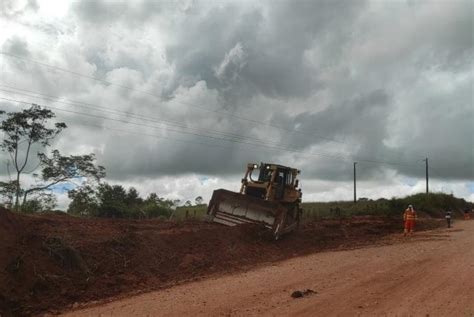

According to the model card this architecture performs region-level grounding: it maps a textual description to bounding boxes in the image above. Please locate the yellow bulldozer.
[207,162,302,239]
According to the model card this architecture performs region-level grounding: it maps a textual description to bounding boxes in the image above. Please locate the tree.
[67,184,174,219]
[23,149,105,206]
[125,187,143,207]
[67,185,99,216]
[0,105,105,211]
[195,196,203,205]
[0,105,65,211]
[96,183,128,218]
[0,180,16,208]
[142,192,173,219]
[21,192,57,213]
[184,200,192,207]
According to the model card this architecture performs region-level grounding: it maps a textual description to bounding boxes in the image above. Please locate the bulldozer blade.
[207,189,283,229]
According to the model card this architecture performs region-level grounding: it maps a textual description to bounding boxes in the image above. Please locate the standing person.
[445,209,452,228]
[403,205,417,236]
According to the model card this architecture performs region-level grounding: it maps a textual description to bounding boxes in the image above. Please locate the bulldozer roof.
[248,162,300,173]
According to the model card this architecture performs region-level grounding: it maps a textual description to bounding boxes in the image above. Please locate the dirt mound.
[0,210,442,316]
[291,289,316,298]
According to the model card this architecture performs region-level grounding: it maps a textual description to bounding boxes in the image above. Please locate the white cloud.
[215,42,248,83]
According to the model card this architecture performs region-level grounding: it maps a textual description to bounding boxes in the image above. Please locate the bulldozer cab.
[207,162,302,239]
[241,163,301,203]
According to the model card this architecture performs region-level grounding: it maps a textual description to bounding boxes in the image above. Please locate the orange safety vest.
[404,209,417,221]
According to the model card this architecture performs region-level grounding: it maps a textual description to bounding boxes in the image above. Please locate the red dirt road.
[64,221,474,317]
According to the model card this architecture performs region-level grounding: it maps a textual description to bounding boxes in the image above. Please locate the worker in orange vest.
[403,205,417,236]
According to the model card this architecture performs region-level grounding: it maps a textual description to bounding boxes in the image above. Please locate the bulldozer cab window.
[275,169,293,186]
[276,171,285,184]
[275,169,286,199]
[258,168,272,182]
[286,172,294,186]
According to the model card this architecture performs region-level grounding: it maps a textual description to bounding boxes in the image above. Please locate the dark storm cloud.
[73,0,165,25]
[73,1,128,23]
[164,0,365,102]
[290,89,391,146]
[264,90,399,181]
[2,36,29,56]
[421,2,473,72]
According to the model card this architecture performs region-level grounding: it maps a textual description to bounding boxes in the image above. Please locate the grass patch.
[172,205,208,220]
[302,192,472,220]
[170,193,472,221]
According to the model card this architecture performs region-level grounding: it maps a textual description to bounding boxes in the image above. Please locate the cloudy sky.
[0,0,473,208]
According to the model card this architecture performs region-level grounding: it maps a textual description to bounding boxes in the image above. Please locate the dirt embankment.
[66,221,473,317]
[0,207,442,316]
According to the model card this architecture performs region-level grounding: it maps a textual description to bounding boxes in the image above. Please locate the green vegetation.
[148,192,473,222]
[172,204,208,220]
[68,183,175,219]
[0,105,105,212]
[302,192,473,220]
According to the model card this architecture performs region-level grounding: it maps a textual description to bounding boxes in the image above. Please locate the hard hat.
[408,205,413,208]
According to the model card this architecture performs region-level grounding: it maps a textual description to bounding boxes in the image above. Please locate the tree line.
[0,104,198,218]
[67,184,176,219]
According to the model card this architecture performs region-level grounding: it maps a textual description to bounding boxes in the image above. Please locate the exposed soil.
[66,221,473,317]
[0,207,443,316]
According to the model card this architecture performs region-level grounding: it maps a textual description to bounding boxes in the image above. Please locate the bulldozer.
[207,162,302,239]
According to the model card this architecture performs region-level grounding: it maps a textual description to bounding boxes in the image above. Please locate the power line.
[0,88,362,160]
[0,51,347,144]
[0,85,295,147]
[0,96,427,168]
[428,165,452,179]
[0,96,359,162]
[0,96,350,159]
[2,97,300,162]
[0,95,280,147]
[1,89,358,158]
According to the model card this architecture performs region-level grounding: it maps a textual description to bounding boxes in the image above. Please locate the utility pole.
[353,162,357,203]
[423,157,429,194]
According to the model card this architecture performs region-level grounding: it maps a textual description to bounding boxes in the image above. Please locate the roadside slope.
[64,221,474,317]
